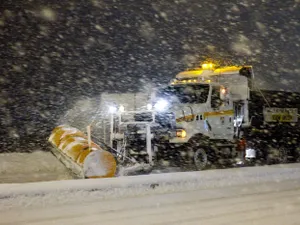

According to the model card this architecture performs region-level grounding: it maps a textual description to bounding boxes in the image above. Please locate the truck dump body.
[246,90,300,162]
[249,90,300,127]
[249,90,300,118]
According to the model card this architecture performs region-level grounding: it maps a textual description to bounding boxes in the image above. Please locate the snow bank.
[1,164,300,201]
[1,164,300,211]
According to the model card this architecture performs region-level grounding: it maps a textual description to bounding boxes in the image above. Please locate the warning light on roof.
[201,63,215,70]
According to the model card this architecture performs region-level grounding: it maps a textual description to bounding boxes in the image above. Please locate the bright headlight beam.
[154,99,169,112]
[108,106,117,114]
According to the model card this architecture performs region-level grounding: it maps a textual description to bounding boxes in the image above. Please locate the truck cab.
[152,63,253,144]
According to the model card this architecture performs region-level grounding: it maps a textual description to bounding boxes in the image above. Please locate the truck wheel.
[194,147,208,170]
[266,146,288,164]
[296,146,300,162]
[278,146,288,163]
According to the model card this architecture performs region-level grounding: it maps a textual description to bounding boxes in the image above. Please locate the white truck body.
[154,65,251,143]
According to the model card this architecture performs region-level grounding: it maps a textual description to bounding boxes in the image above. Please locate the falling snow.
[40,8,56,21]
[0,0,299,175]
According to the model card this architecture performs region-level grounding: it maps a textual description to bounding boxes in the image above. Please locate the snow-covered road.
[0,151,73,183]
[2,180,300,225]
[1,163,300,225]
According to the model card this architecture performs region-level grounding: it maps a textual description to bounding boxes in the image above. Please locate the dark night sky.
[0,0,299,152]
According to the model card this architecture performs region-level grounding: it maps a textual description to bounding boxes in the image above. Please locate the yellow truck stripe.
[203,110,234,118]
[176,110,234,122]
[176,114,195,122]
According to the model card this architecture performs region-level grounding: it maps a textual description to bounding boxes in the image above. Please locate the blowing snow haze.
[0,0,299,152]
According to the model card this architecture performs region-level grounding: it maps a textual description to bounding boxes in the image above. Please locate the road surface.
[1,164,300,225]
[0,151,73,183]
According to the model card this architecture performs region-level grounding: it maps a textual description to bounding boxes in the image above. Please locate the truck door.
[208,85,234,139]
[233,101,245,138]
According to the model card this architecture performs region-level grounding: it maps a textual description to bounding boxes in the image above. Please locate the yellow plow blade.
[48,125,117,179]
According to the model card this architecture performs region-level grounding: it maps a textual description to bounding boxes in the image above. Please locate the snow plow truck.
[48,62,300,178]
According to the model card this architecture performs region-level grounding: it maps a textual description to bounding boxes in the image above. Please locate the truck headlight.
[119,105,125,112]
[147,103,153,110]
[176,129,187,138]
[108,106,117,114]
[154,99,169,112]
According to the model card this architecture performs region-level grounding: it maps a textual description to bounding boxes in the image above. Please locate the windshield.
[157,84,210,104]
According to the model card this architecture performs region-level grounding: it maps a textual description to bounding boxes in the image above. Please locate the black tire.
[187,134,217,170]
[175,143,212,171]
[194,147,208,170]
[266,145,288,165]
[278,146,288,163]
[296,146,300,162]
